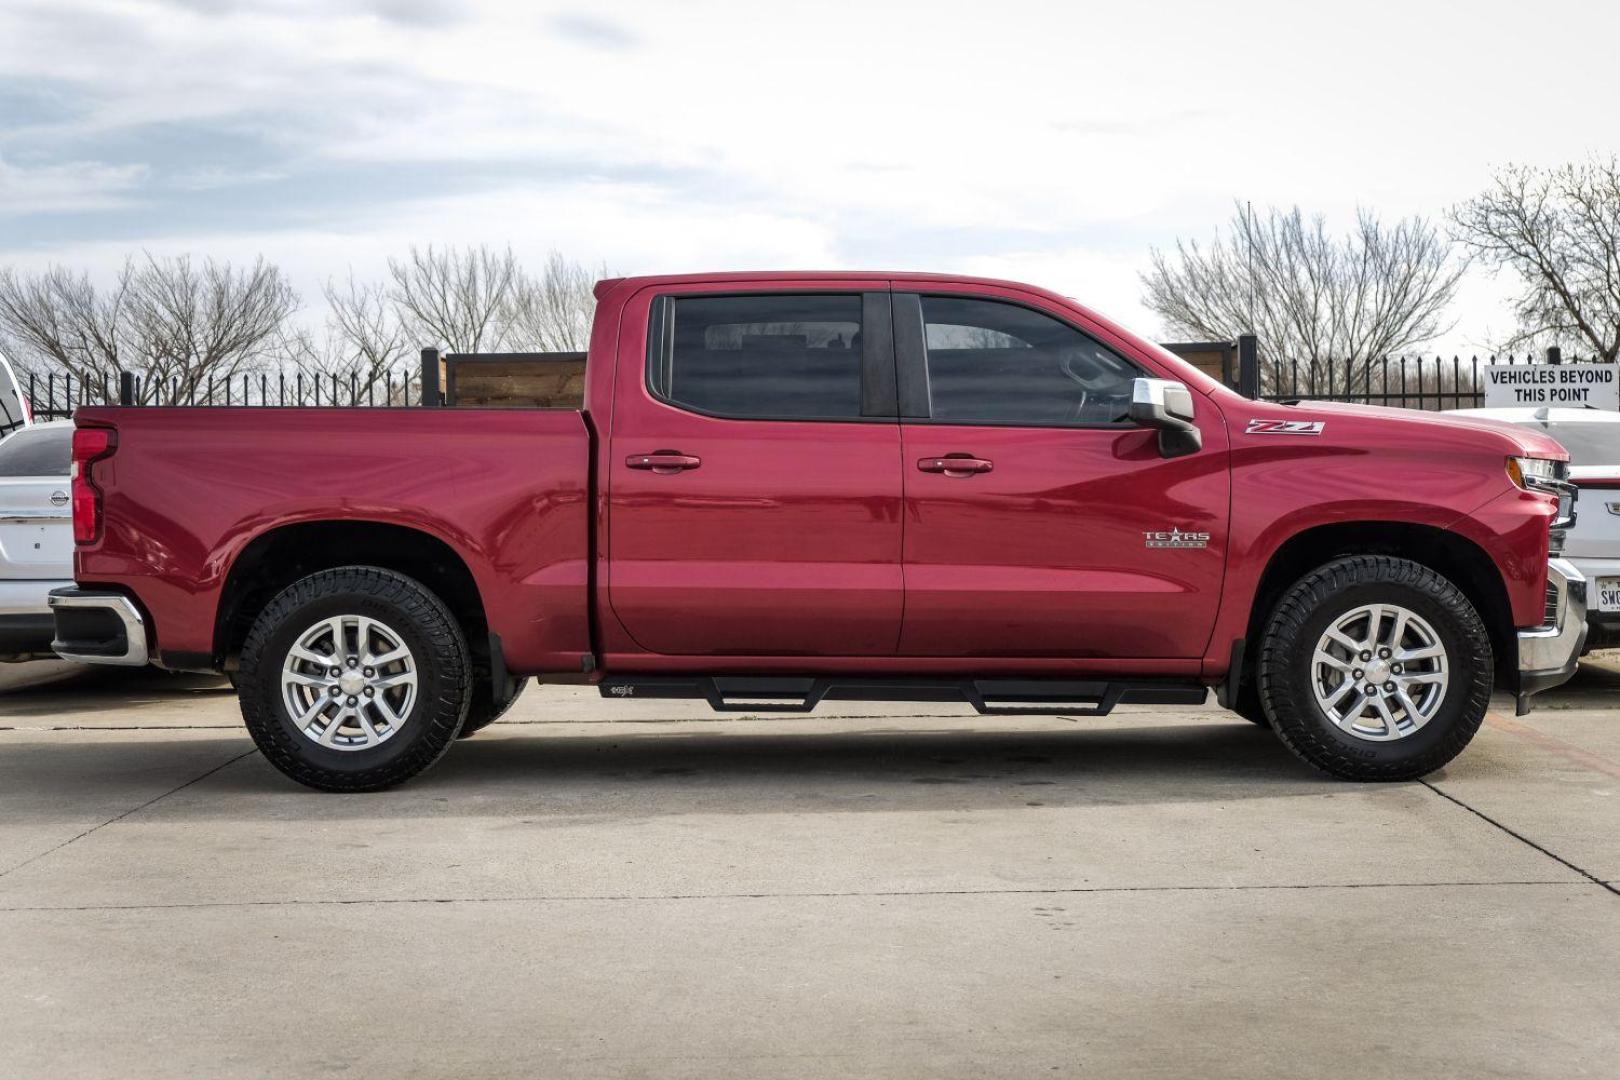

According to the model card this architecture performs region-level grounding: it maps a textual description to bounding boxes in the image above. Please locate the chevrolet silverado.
[50,272,1586,790]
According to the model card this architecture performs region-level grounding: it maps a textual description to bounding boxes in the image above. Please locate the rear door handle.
[917,455,993,477]
[626,451,702,474]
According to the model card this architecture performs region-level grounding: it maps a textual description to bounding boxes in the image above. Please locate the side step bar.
[598,675,1208,717]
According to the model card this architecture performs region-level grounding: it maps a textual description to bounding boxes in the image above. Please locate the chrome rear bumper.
[1515,558,1587,714]
[48,588,150,666]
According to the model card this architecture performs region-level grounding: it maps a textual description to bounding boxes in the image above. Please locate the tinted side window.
[0,426,71,477]
[649,294,864,420]
[920,297,1139,425]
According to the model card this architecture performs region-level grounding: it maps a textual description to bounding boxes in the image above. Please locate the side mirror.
[1128,378,1202,458]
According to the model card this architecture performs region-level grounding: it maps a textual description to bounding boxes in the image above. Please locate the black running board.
[598,675,1208,717]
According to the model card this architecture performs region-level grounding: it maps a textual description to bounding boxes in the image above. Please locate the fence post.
[420,348,441,407]
[118,370,135,406]
[1236,334,1260,398]
[1546,346,1562,366]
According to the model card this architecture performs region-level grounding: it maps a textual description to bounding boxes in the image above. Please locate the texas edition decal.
[1143,528,1210,549]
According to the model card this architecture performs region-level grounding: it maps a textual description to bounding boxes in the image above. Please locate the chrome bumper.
[1515,558,1587,714]
[48,588,150,666]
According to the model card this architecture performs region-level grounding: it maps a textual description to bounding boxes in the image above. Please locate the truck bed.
[72,406,593,672]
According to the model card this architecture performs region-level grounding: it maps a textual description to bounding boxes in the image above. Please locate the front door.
[607,285,904,657]
[893,288,1230,659]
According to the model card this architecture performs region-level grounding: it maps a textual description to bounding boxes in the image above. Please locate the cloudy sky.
[1,0,1616,351]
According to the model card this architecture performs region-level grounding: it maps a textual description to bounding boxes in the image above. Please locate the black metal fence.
[13,348,1599,420]
[1254,348,1588,412]
[20,367,420,420]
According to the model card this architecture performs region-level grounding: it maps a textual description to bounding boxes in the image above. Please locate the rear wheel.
[238,566,472,792]
[1257,556,1492,781]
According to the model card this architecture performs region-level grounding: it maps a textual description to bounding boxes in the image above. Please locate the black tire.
[238,566,472,792]
[457,676,529,738]
[1257,556,1492,781]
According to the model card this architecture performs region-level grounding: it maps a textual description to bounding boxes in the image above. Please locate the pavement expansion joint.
[0,879,1591,915]
[0,748,258,880]
[1420,779,1620,898]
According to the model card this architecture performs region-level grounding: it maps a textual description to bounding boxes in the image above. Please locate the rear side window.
[648,294,865,420]
[919,296,1140,425]
[0,425,71,477]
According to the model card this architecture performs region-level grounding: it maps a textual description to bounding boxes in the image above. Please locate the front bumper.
[47,587,150,666]
[1515,558,1588,714]
[1562,555,1620,651]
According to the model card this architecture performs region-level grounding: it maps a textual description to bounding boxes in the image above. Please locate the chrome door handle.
[626,451,702,474]
[917,455,993,477]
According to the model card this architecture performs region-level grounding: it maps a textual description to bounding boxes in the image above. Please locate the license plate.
[1598,578,1620,613]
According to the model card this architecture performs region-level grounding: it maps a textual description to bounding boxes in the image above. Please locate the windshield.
[1539,422,1620,467]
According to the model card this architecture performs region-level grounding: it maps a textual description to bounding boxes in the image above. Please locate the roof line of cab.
[594,270,1070,300]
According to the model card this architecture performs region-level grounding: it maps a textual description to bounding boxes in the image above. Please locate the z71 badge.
[1246,419,1325,436]
[1144,528,1210,549]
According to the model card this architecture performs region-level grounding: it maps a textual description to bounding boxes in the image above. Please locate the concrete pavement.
[1,659,1617,1078]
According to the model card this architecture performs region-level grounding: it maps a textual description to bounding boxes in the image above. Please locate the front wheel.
[1257,556,1493,781]
[237,566,472,792]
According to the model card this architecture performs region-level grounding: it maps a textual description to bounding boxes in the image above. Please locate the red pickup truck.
[50,272,1586,791]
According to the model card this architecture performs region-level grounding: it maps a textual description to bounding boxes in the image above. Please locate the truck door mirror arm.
[1127,378,1202,458]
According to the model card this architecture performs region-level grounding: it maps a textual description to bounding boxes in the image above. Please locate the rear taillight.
[71,426,116,544]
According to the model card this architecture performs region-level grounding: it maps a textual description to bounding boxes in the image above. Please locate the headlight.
[1507,456,1559,491]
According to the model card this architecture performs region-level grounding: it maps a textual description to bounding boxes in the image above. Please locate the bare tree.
[0,264,129,389]
[1451,158,1620,362]
[282,274,416,403]
[0,254,297,403]
[386,244,522,354]
[1141,203,1464,392]
[382,244,603,355]
[324,274,408,375]
[508,250,601,352]
[302,248,603,403]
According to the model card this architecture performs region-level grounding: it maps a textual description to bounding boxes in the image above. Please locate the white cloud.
[0,155,147,213]
[0,0,1616,350]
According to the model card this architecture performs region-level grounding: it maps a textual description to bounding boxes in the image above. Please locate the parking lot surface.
[2,659,1618,1079]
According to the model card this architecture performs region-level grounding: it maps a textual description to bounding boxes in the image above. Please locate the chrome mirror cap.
[1128,378,1201,458]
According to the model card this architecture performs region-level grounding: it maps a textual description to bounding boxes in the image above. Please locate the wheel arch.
[214,519,489,672]
[1243,521,1514,683]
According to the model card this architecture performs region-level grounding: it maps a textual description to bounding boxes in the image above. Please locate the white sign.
[1482,363,1620,410]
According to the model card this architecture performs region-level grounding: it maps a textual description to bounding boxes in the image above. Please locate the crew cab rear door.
[605,281,904,656]
[892,284,1231,659]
